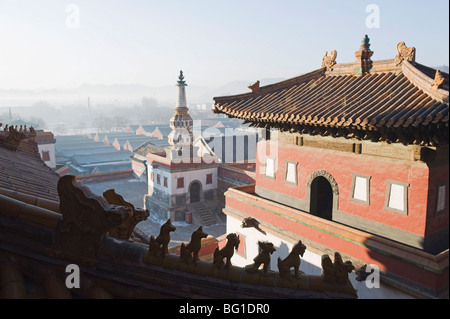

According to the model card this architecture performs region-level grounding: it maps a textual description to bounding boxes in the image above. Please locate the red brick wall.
[255,140,433,237]
[218,165,255,184]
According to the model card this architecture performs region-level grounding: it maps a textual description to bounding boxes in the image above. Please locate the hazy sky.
[0,0,448,90]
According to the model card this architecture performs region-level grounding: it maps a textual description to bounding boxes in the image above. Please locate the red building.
[213,36,448,298]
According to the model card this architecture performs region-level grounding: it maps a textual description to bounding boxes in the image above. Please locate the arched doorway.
[189,181,201,203]
[310,176,333,221]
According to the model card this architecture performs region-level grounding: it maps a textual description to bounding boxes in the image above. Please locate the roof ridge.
[326,59,401,76]
[0,123,39,154]
[401,60,449,103]
[213,68,326,103]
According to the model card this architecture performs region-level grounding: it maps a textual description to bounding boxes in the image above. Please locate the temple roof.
[213,38,449,146]
[0,125,60,201]
[133,141,166,157]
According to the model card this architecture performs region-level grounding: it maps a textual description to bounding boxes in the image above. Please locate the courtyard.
[83,177,226,247]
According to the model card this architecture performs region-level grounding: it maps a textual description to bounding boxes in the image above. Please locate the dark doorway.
[310,176,333,221]
[190,181,201,203]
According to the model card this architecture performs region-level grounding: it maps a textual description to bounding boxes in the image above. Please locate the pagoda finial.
[361,34,370,46]
[177,70,187,86]
[353,34,373,76]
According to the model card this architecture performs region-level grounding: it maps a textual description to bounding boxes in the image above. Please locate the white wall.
[226,214,415,299]
[37,143,56,169]
[148,164,218,198]
[171,167,218,195]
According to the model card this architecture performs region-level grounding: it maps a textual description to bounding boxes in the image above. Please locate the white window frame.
[435,182,449,216]
[284,161,298,185]
[264,156,276,179]
[350,173,371,205]
[384,180,409,215]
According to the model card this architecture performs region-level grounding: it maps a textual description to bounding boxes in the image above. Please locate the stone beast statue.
[148,219,177,257]
[321,252,355,283]
[213,233,240,269]
[277,240,307,279]
[245,241,276,275]
[180,226,208,264]
[103,189,149,241]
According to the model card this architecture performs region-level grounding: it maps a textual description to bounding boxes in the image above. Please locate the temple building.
[213,36,449,298]
[144,71,222,225]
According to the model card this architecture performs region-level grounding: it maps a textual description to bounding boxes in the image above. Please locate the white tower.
[166,71,197,161]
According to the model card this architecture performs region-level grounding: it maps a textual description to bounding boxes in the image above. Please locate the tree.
[93,114,112,132]
[28,117,46,129]
[112,115,128,132]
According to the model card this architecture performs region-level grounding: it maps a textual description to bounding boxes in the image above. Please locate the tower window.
[177,177,184,189]
[42,151,50,161]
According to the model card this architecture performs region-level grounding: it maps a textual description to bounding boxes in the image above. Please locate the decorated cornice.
[394,41,416,66]
[0,123,36,151]
[103,189,150,240]
[321,50,337,71]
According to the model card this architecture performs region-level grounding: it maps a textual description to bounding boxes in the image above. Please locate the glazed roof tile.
[213,52,449,137]
[0,133,60,201]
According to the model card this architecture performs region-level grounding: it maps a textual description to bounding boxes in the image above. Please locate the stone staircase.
[188,202,221,226]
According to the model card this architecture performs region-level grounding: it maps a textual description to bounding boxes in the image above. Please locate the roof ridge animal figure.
[180,225,208,264]
[241,217,266,235]
[277,240,307,280]
[103,189,150,241]
[321,50,337,70]
[245,241,276,275]
[213,233,240,269]
[355,264,375,282]
[321,252,355,283]
[148,219,176,257]
[248,80,260,93]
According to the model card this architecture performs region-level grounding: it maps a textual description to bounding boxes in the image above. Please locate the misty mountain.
[0,83,209,106]
[0,78,285,107]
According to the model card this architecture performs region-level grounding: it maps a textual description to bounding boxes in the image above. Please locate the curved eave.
[213,60,449,145]
[213,68,326,104]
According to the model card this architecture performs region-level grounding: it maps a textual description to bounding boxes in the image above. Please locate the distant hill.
[0,78,285,107]
[0,83,210,106]
[199,78,285,101]
[3,65,448,107]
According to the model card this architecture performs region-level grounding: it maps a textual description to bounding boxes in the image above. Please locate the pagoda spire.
[176,70,188,109]
[168,70,193,149]
[353,34,374,76]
